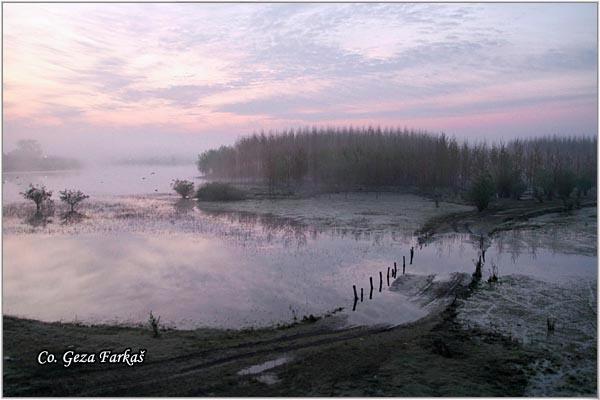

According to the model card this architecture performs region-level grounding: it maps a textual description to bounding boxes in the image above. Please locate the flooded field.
[3,170,597,330]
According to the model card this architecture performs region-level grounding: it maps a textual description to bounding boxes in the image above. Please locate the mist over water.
[3,164,201,203]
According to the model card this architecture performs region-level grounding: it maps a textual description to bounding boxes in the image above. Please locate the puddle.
[255,373,280,385]
[237,356,292,376]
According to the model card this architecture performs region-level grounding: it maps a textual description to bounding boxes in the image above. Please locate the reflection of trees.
[494,229,550,262]
[197,208,414,248]
[60,211,86,225]
[25,213,52,227]
[493,230,545,263]
[25,202,55,227]
[200,209,310,247]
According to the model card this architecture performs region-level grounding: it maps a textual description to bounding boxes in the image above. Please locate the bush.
[195,182,246,201]
[576,172,594,197]
[59,189,89,212]
[21,184,52,214]
[533,169,555,201]
[468,174,495,211]
[148,311,160,338]
[171,179,195,199]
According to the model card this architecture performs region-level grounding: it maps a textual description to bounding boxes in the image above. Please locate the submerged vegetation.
[196,127,596,206]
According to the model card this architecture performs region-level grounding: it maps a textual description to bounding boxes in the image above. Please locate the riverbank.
[3,273,539,396]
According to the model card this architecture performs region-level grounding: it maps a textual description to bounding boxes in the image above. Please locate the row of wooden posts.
[352,246,414,311]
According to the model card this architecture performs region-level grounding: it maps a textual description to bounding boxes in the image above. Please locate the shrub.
[21,184,52,214]
[533,169,555,201]
[468,174,495,211]
[148,311,160,338]
[576,172,594,197]
[195,182,246,201]
[171,179,195,199]
[59,189,89,213]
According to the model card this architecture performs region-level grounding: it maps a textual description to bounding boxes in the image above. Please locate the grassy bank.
[418,198,596,238]
[3,294,538,396]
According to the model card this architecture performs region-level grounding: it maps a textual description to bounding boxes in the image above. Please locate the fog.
[2,124,243,166]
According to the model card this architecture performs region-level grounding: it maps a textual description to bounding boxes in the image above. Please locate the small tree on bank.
[21,184,52,214]
[532,169,555,202]
[59,189,89,213]
[171,179,195,199]
[468,174,495,212]
[576,172,594,197]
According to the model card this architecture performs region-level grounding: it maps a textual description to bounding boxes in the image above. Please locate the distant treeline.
[197,127,596,198]
[3,140,81,172]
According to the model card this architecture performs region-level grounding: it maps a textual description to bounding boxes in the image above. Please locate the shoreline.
[4,272,543,396]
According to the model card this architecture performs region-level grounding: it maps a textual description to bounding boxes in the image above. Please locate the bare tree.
[21,184,52,214]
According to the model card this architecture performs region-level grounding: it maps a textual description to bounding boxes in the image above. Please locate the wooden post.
[403,256,406,275]
[394,262,397,277]
[353,285,358,301]
[410,247,414,264]
[369,277,373,299]
[379,271,383,292]
[473,256,482,280]
[387,267,390,286]
[360,288,363,302]
[352,297,358,312]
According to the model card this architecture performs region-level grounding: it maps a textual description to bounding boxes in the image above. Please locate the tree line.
[196,127,596,200]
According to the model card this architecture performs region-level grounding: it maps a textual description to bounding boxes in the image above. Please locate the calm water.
[3,217,596,329]
[2,167,597,329]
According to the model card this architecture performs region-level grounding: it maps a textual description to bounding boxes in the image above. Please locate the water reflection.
[3,225,596,330]
[25,213,53,228]
[60,211,87,225]
[4,192,597,329]
[198,207,415,249]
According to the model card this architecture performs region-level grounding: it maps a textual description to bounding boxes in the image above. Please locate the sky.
[3,3,598,160]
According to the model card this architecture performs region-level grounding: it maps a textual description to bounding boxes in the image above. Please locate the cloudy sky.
[3,3,598,159]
